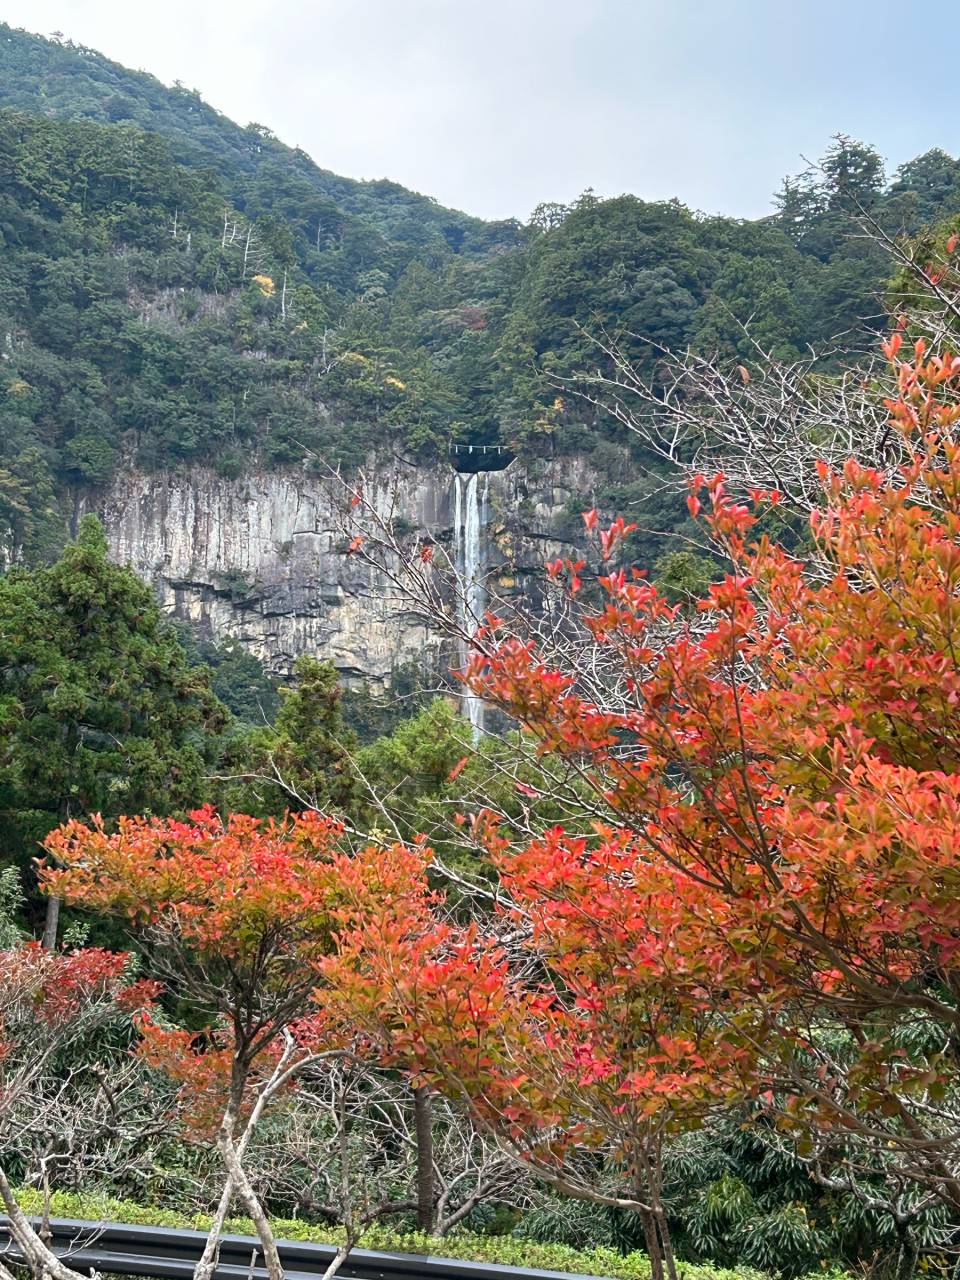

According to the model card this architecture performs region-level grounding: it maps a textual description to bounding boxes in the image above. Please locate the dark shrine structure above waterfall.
[448,442,516,473]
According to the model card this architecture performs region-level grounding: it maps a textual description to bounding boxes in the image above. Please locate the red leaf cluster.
[327,339,960,1169]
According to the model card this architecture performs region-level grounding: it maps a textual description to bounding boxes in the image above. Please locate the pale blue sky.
[2,0,956,221]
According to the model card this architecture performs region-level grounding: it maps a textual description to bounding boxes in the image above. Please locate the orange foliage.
[40,808,431,1136]
[329,339,960,1197]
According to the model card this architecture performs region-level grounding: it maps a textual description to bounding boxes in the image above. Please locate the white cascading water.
[453,470,488,737]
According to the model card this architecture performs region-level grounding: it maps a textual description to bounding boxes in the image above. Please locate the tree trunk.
[202,1066,285,1280]
[39,1168,52,1245]
[43,790,74,951]
[42,895,60,951]
[635,1144,670,1280]
[894,1222,918,1280]
[193,1173,237,1280]
[639,1209,665,1280]
[643,1151,677,1280]
[221,1130,283,1280]
[195,1073,271,1280]
[0,1163,90,1280]
[653,1209,677,1280]
[413,1085,435,1233]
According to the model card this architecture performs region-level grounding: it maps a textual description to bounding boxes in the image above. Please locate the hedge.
[13,1189,851,1280]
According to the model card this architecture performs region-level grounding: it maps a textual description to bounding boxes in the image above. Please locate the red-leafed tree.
[328,830,754,1280]
[41,808,429,1280]
[0,942,157,1280]
[470,338,960,1203]
[328,337,960,1279]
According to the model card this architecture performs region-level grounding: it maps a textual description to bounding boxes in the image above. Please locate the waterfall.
[453,470,488,736]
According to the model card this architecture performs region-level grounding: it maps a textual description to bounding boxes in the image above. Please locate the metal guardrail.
[0,1218,607,1280]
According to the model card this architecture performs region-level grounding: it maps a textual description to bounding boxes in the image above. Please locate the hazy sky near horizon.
[2,0,956,222]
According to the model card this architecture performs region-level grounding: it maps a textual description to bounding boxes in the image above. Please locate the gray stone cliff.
[81,454,601,683]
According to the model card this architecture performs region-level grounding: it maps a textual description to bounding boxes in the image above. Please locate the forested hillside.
[0,23,504,249]
[4,22,960,564]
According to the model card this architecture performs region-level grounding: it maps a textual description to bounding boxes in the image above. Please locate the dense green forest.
[4,24,960,561]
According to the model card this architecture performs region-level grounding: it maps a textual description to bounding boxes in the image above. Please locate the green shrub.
[14,1189,852,1280]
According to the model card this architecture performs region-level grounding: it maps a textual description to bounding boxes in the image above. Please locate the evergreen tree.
[219,656,359,818]
[820,135,885,211]
[0,515,225,941]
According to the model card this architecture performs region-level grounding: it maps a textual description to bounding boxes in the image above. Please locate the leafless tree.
[558,328,893,519]
[243,1059,527,1271]
[0,946,154,1280]
[221,211,242,251]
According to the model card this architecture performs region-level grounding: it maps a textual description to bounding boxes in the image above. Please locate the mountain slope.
[5,24,960,569]
[0,23,516,255]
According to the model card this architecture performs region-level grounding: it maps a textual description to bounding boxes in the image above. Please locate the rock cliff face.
[82,454,601,683]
